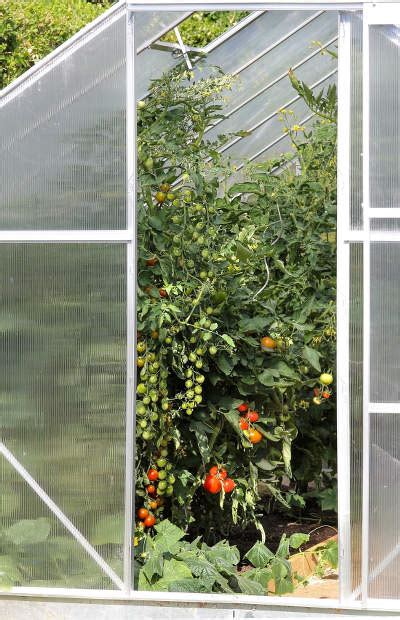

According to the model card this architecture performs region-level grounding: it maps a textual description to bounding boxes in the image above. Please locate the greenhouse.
[1,0,400,617]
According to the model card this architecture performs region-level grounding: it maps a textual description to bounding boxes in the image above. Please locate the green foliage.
[0,0,111,88]
[137,519,309,595]
[163,12,248,48]
[135,64,337,539]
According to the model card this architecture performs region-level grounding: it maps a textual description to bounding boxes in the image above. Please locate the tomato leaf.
[302,345,321,372]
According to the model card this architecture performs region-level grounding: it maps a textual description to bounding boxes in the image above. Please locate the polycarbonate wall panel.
[369,413,400,599]
[369,25,400,210]
[0,457,116,589]
[0,11,126,229]
[370,243,400,402]
[135,11,188,49]
[349,243,363,593]
[350,13,363,229]
[135,49,180,100]
[0,244,126,585]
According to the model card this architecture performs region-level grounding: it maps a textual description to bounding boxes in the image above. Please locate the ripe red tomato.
[239,417,249,430]
[248,428,263,444]
[237,403,248,413]
[322,391,331,399]
[144,514,156,527]
[223,478,236,493]
[246,410,259,423]
[219,468,228,480]
[159,288,168,298]
[209,465,218,476]
[146,484,156,495]
[137,508,149,520]
[147,468,159,481]
[203,474,222,494]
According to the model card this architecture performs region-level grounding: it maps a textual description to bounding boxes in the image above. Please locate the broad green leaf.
[168,578,210,592]
[236,574,265,595]
[302,345,321,372]
[0,555,22,588]
[238,316,269,333]
[215,352,235,375]
[235,242,252,262]
[150,558,192,591]
[228,182,260,196]
[148,215,163,231]
[245,541,274,568]
[246,566,273,589]
[90,514,124,545]
[258,369,276,386]
[154,519,185,543]
[5,518,51,546]
[189,420,211,464]
[142,553,164,582]
[289,533,309,550]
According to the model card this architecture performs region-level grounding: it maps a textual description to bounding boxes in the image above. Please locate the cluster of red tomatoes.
[237,403,263,444]
[203,465,236,494]
[137,507,157,528]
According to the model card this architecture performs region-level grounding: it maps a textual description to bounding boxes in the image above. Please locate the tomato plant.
[135,65,336,541]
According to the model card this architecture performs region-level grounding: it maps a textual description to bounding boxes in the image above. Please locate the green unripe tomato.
[160,448,168,457]
[194,385,202,395]
[149,374,158,385]
[186,408,193,415]
[189,336,196,344]
[207,271,214,278]
[194,394,202,404]
[187,259,195,268]
[147,353,156,362]
[196,374,205,384]
[150,393,158,403]
[157,458,167,468]
[182,402,188,410]
[137,100,146,110]
[202,332,212,342]
[186,390,194,400]
[199,271,208,280]
[192,231,199,241]
[203,320,211,329]
[158,480,168,490]
[144,157,153,171]
[196,348,205,356]
[166,485,174,496]
[201,249,209,259]
[160,438,168,447]
[209,345,217,355]
[189,352,197,363]
[185,369,193,378]
[136,403,146,416]
[166,463,173,471]
[206,306,214,315]
[168,475,175,484]
[185,379,193,388]
[165,336,172,344]
[142,430,152,441]
[143,396,151,405]
[158,470,167,480]
[172,199,180,207]
[197,236,205,245]
[161,401,169,411]
[196,222,205,231]
[160,369,168,379]
[150,412,159,422]
[139,420,147,429]
[320,372,333,385]
[137,383,146,395]
[195,360,203,369]
[157,488,165,496]
[171,215,181,224]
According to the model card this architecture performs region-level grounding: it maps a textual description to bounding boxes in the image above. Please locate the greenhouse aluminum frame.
[1,0,400,616]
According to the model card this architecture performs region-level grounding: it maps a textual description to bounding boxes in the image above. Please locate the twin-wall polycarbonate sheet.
[369,25,400,210]
[369,413,400,599]
[204,11,338,143]
[0,9,126,230]
[0,244,126,586]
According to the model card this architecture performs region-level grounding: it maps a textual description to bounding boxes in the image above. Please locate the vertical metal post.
[336,10,352,604]
[124,6,137,594]
[361,9,370,606]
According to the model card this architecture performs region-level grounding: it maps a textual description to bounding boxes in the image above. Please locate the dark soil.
[229,511,337,559]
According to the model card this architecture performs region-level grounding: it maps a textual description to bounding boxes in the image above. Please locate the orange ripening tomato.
[322,391,331,399]
[248,428,263,444]
[137,508,149,520]
[144,514,156,528]
[146,484,156,496]
[260,336,277,351]
[149,501,158,510]
[159,288,168,298]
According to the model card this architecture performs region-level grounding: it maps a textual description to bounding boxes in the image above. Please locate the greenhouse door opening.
[0,1,400,614]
